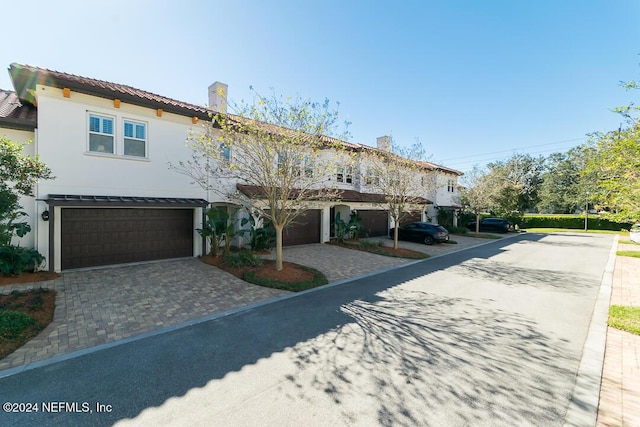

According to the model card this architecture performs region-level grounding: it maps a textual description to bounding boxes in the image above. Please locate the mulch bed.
[201,255,316,283]
[0,271,61,287]
[329,241,429,259]
[0,289,56,359]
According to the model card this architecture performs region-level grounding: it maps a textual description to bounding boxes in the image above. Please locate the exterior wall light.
[41,210,50,221]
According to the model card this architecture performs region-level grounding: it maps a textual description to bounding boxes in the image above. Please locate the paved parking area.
[0,259,288,371]
[0,234,505,372]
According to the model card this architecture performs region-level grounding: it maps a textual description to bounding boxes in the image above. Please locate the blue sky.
[2,0,639,173]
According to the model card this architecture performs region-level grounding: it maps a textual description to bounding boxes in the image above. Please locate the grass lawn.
[522,228,629,235]
[617,250,640,258]
[609,305,640,335]
[619,240,640,246]
[0,272,60,360]
[0,288,56,359]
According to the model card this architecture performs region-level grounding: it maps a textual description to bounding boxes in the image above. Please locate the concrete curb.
[563,234,618,426]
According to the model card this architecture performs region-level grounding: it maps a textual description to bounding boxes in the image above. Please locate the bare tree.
[173,88,350,270]
[365,139,430,249]
[460,165,494,234]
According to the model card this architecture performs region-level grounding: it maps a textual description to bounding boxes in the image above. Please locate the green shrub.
[457,212,476,228]
[29,294,44,310]
[223,250,263,268]
[359,239,384,248]
[521,215,632,231]
[0,245,45,276]
[0,310,36,339]
[445,226,468,234]
[244,265,328,292]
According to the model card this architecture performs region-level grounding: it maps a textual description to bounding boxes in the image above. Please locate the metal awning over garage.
[45,194,209,207]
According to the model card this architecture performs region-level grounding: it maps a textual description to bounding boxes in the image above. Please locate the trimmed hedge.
[521,215,632,231]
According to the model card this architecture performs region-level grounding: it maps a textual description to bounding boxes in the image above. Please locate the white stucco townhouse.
[0,63,462,272]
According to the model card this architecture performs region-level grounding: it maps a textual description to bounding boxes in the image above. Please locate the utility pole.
[584,192,589,231]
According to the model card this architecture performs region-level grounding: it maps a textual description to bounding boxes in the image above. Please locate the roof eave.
[0,117,36,131]
[8,63,212,120]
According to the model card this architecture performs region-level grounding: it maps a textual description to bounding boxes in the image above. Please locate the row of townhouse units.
[0,63,462,272]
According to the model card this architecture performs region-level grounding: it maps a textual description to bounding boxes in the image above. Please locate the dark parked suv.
[466,218,513,233]
[390,222,450,245]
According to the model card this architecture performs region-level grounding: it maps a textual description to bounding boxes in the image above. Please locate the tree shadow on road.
[448,258,597,295]
[284,288,576,426]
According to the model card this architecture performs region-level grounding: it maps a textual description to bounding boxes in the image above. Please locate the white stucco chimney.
[208,81,228,113]
[376,135,391,151]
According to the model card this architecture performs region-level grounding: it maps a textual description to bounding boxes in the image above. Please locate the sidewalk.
[597,241,640,426]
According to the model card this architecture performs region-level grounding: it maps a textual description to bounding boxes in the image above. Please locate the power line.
[438,137,587,163]
[444,144,588,172]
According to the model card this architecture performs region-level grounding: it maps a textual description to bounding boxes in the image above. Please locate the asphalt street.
[0,233,614,426]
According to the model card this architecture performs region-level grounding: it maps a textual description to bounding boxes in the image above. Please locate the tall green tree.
[0,137,53,197]
[537,146,592,214]
[584,125,640,222]
[0,137,53,246]
[485,153,545,220]
[583,72,640,222]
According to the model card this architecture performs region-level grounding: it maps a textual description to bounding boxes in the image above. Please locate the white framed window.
[365,167,380,186]
[123,120,147,157]
[303,156,314,177]
[447,179,455,192]
[277,153,287,173]
[337,166,353,184]
[89,114,115,154]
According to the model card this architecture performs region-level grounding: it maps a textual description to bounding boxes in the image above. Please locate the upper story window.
[219,143,231,162]
[365,167,380,186]
[303,156,314,178]
[447,179,455,192]
[88,113,148,159]
[89,114,114,154]
[124,120,147,157]
[337,165,353,184]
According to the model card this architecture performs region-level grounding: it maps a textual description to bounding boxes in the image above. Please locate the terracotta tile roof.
[237,184,431,204]
[0,89,37,130]
[6,63,462,176]
[338,189,431,204]
[8,63,211,120]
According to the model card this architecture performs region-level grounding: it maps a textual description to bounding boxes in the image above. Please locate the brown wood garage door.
[282,209,321,246]
[401,211,423,226]
[359,210,389,237]
[61,208,194,269]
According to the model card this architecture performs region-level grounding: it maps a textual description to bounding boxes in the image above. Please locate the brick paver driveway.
[0,259,288,371]
[0,234,503,372]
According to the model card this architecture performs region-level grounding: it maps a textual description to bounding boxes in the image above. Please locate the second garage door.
[401,211,423,226]
[61,208,194,269]
[282,209,321,246]
[359,210,389,237]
